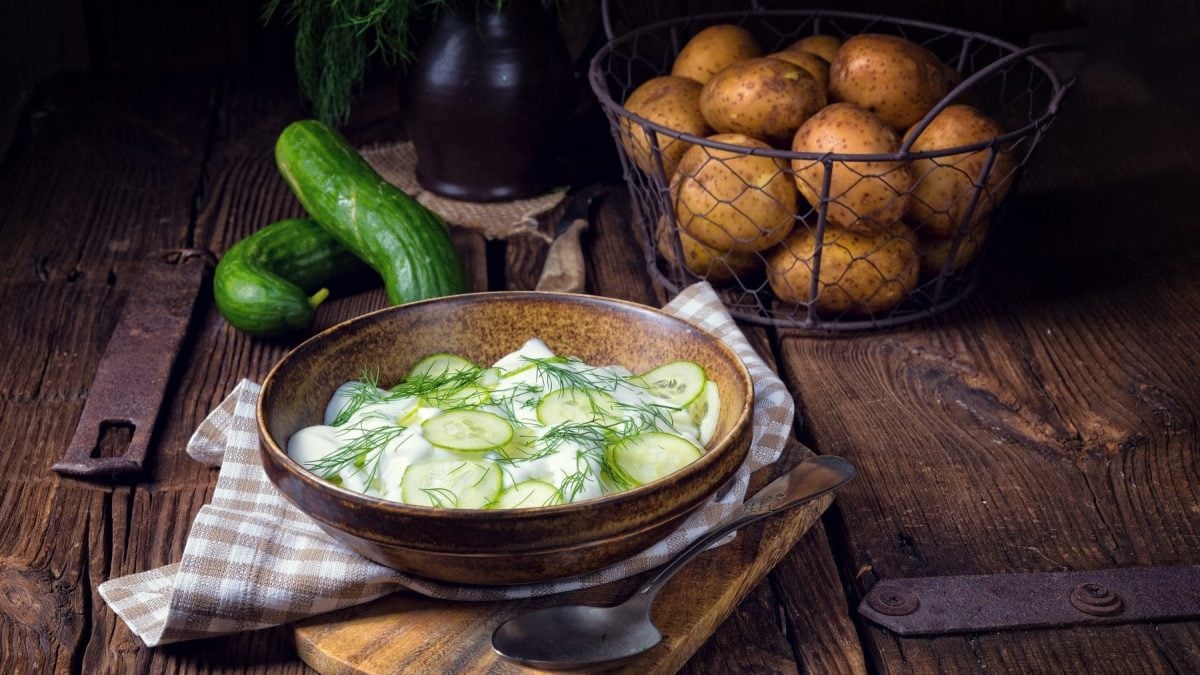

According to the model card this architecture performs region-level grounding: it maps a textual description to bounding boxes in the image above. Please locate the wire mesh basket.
[587,7,1073,332]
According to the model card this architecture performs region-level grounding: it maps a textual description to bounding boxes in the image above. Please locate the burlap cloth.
[98,282,795,647]
[362,142,564,241]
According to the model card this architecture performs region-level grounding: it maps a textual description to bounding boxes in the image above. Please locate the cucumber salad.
[287,338,720,509]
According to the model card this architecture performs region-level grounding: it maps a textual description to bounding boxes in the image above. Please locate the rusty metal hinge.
[52,249,212,480]
[859,565,1200,635]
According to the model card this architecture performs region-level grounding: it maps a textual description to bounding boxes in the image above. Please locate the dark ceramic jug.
[405,1,573,202]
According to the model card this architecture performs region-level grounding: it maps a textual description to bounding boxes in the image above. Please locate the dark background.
[1,0,1092,169]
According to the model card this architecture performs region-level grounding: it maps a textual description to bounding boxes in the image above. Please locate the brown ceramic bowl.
[257,292,754,585]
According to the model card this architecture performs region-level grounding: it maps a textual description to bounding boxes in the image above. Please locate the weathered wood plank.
[85,71,497,673]
[0,74,217,673]
[594,190,867,674]
[775,31,1200,674]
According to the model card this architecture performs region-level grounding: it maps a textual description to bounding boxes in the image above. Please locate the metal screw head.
[1070,582,1124,617]
[866,584,920,616]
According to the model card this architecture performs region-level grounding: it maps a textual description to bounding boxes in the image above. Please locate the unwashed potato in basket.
[671,24,762,85]
[699,58,825,144]
[672,133,797,254]
[791,103,912,231]
[919,218,989,276]
[765,50,831,100]
[656,215,762,283]
[767,220,919,314]
[904,104,1015,239]
[785,34,842,64]
[621,76,712,177]
[829,34,955,131]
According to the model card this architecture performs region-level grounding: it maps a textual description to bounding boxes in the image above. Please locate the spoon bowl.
[491,455,856,670]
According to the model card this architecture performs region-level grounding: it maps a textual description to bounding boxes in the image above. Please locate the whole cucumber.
[214,218,366,337]
[275,120,468,304]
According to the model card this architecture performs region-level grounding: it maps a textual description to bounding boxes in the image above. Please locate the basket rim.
[587,8,1070,162]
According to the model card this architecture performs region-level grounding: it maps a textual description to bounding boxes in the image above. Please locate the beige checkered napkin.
[98,282,795,647]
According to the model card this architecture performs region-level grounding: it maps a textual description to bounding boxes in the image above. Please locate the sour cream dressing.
[287,338,717,506]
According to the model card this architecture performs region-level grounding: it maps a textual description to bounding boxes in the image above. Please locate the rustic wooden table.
[1,22,1198,673]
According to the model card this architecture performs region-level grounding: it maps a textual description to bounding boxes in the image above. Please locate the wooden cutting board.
[293,440,831,674]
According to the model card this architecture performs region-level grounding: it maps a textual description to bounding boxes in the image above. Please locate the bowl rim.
[257,290,755,525]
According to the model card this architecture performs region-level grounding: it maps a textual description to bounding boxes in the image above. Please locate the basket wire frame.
[588,8,1073,332]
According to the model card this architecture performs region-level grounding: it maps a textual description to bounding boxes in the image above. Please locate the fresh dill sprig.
[331,369,385,426]
[533,420,614,457]
[421,487,458,508]
[263,0,445,125]
[304,423,407,486]
[332,365,491,426]
[614,400,682,435]
[521,356,634,395]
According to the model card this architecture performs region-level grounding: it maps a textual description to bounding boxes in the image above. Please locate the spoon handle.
[633,455,855,604]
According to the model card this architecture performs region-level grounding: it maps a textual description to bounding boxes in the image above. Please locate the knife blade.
[535,184,608,294]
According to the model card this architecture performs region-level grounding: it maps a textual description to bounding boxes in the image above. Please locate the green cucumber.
[490,479,562,509]
[213,218,366,336]
[607,432,702,486]
[422,410,514,452]
[400,460,501,509]
[536,388,618,426]
[689,380,721,447]
[407,353,479,380]
[274,120,468,305]
[633,360,708,407]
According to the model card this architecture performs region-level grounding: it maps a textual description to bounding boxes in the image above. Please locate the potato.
[620,76,712,177]
[790,103,912,230]
[767,221,919,314]
[829,34,954,130]
[919,219,988,276]
[699,58,825,144]
[671,25,762,84]
[655,215,761,283]
[904,105,1015,239]
[785,34,841,63]
[765,50,830,99]
[672,133,797,253]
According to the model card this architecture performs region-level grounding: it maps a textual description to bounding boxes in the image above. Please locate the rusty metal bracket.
[859,565,1200,636]
[52,249,211,480]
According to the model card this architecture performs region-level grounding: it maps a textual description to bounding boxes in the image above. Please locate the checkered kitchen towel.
[98,282,795,646]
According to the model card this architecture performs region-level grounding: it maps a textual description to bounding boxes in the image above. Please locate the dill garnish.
[520,356,634,395]
[304,423,407,485]
[613,400,682,435]
[421,487,458,508]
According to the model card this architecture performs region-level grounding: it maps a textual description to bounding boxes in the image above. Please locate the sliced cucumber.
[689,380,721,447]
[608,432,702,486]
[400,460,500,508]
[500,362,536,379]
[490,479,562,509]
[396,404,423,427]
[536,388,618,426]
[427,382,491,408]
[422,410,513,451]
[633,360,707,407]
[407,353,478,380]
[495,426,541,460]
[477,367,503,388]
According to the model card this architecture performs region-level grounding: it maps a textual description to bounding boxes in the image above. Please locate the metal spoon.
[491,455,856,671]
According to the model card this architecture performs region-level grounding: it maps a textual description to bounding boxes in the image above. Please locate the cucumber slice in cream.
[407,353,478,380]
[491,479,562,509]
[422,410,513,451]
[536,388,619,426]
[608,431,702,486]
[689,380,720,447]
[400,460,500,508]
[633,360,707,407]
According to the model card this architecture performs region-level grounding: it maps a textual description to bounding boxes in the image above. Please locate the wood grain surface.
[293,439,833,675]
[1,16,1197,673]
